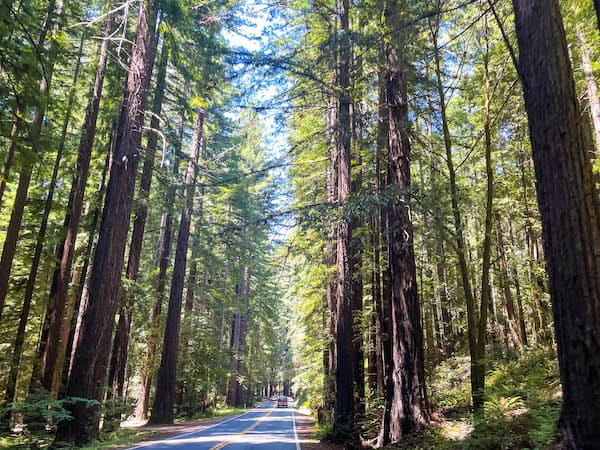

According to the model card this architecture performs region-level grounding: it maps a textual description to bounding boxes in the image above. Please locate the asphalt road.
[129,401,301,450]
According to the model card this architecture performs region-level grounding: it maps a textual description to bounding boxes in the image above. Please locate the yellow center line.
[209,409,273,450]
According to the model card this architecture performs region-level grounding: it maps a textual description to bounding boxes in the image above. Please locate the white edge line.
[292,409,301,450]
[127,409,255,449]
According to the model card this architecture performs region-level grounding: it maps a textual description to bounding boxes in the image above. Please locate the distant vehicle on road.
[277,396,288,408]
[270,395,277,401]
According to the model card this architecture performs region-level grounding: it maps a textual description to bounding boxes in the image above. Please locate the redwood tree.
[149,105,205,424]
[513,0,600,447]
[332,0,355,436]
[379,0,428,443]
[54,0,158,443]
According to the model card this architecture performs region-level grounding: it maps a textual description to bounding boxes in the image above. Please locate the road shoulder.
[293,411,344,450]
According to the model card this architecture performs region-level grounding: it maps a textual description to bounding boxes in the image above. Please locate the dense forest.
[1,0,600,448]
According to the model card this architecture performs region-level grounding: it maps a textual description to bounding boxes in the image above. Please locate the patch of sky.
[222,0,297,242]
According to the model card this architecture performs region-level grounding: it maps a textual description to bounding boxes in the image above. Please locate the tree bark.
[350,104,364,418]
[55,0,158,443]
[149,105,205,424]
[383,0,428,440]
[512,0,600,447]
[134,80,188,420]
[67,142,112,384]
[324,91,337,414]
[369,76,386,399]
[474,16,493,410]
[332,0,354,435]
[108,41,168,407]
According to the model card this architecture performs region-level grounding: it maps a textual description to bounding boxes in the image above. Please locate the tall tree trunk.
[351,103,364,418]
[370,75,386,396]
[332,0,354,435]
[226,267,250,408]
[436,241,453,355]
[430,8,485,412]
[507,219,528,347]
[371,219,384,397]
[108,41,168,407]
[66,139,112,383]
[134,80,188,420]
[3,34,84,412]
[374,63,395,448]
[513,1,600,447]
[227,311,242,406]
[178,221,199,409]
[149,106,205,424]
[324,92,337,414]
[38,14,115,395]
[495,213,523,349]
[474,16,494,411]
[55,0,158,443]
[383,0,428,441]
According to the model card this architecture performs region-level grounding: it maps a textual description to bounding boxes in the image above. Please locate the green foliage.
[428,356,472,412]
[423,349,560,450]
[484,394,525,419]
[1,389,99,447]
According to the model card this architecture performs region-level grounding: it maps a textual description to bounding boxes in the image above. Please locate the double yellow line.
[209,409,273,450]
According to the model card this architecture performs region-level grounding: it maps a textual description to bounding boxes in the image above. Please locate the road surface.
[129,401,301,450]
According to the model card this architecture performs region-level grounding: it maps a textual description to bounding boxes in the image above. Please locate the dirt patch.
[294,411,345,450]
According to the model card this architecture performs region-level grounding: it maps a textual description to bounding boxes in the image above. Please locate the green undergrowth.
[315,350,561,449]
[408,347,562,450]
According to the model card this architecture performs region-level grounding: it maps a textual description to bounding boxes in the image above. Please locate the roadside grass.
[173,405,247,423]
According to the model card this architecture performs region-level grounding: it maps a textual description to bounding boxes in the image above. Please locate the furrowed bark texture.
[108,41,168,405]
[333,0,354,435]
[55,1,157,443]
[513,0,600,447]
[384,0,428,440]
